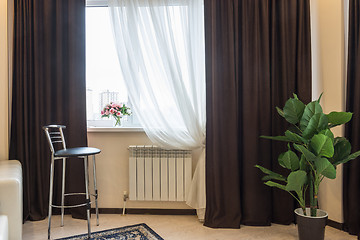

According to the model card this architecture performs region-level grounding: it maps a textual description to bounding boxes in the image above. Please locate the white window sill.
[87,127,144,133]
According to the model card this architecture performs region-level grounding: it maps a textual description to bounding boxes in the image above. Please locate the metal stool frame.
[43,125,100,239]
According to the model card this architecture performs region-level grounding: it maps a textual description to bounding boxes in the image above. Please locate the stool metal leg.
[48,156,55,239]
[61,157,66,227]
[84,156,91,239]
[92,155,99,226]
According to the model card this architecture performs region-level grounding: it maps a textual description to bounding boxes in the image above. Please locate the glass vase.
[114,117,122,127]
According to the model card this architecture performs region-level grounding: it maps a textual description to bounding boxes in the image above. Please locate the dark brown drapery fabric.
[9,0,87,221]
[204,0,311,228]
[344,0,360,236]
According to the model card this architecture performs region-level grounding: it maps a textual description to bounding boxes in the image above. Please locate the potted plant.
[255,94,360,240]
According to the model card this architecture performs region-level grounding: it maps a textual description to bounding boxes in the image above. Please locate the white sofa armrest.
[0,215,9,240]
[0,160,23,240]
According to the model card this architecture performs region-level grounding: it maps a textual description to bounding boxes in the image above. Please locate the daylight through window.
[86,6,139,127]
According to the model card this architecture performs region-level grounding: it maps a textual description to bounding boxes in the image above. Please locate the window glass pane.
[86,7,139,127]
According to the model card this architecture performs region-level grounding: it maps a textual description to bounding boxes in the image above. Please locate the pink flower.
[111,103,116,108]
[109,108,115,114]
[116,112,122,116]
[105,110,109,115]
[101,110,104,115]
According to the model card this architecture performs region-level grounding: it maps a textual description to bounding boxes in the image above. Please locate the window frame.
[86,0,108,7]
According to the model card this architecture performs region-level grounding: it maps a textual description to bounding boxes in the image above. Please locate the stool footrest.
[64,192,96,197]
[51,203,87,209]
[51,193,97,209]
[51,200,95,209]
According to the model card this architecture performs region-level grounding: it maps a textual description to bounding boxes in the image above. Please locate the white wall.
[87,131,191,209]
[0,0,9,161]
[311,0,345,223]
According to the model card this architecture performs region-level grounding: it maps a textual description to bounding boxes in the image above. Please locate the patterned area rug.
[56,223,164,240]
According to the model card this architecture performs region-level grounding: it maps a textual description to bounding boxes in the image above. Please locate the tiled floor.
[23,214,356,240]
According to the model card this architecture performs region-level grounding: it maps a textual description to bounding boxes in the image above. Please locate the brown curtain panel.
[9,0,87,221]
[344,0,360,236]
[204,0,311,228]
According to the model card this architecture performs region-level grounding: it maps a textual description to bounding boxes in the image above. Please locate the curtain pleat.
[344,0,360,236]
[10,0,87,221]
[204,0,311,228]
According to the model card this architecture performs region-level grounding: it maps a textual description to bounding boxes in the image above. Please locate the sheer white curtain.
[108,0,206,220]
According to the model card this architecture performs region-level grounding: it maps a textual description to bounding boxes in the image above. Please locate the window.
[86,0,202,130]
[86,4,140,127]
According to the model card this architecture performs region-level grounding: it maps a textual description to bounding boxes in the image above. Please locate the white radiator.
[128,145,192,201]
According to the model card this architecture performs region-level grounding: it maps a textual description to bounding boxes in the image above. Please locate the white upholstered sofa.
[0,160,22,240]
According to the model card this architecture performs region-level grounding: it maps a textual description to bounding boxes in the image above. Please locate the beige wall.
[87,131,191,209]
[311,0,345,223]
[0,0,348,217]
[0,0,9,161]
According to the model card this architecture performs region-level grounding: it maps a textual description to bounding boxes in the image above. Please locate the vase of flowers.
[101,102,132,127]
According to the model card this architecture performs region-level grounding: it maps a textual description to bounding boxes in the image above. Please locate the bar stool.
[43,125,101,239]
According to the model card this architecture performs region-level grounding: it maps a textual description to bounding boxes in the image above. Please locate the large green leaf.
[334,137,348,146]
[302,113,328,139]
[261,134,306,144]
[327,112,353,127]
[277,152,286,168]
[310,134,334,158]
[331,137,351,164]
[255,165,287,182]
[278,150,300,171]
[314,157,336,179]
[319,129,334,143]
[285,130,308,144]
[283,98,306,124]
[333,150,360,166]
[265,181,286,191]
[294,144,317,162]
[300,101,323,131]
[286,170,307,192]
[260,135,290,142]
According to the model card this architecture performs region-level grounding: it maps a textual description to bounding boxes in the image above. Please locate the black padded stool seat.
[55,147,101,157]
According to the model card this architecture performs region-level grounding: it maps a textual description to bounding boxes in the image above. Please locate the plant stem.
[296,189,306,215]
[310,173,317,216]
[294,124,303,134]
[303,186,307,215]
[313,174,320,216]
[115,117,121,126]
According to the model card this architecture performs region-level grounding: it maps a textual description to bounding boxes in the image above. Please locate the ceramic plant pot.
[295,208,328,240]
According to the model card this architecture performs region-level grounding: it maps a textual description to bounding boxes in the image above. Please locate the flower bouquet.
[101,102,132,126]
